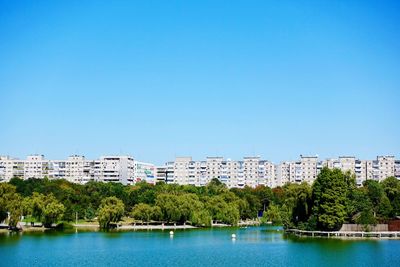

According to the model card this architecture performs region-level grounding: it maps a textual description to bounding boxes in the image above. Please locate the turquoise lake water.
[0,226,399,266]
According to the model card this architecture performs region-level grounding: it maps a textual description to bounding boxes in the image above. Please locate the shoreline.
[0,220,261,233]
[285,229,400,240]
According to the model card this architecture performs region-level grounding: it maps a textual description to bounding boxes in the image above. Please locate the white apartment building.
[285,156,318,184]
[299,156,318,183]
[65,155,87,183]
[374,156,395,182]
[156,162,176,184]
[159,154,398,189]
[158,156,275,188]
[173,157,192,185]
[395,160,400,180]
[0,156,24,182]
[274,161,291,187]
[134,161,156,184]
[338,156,356,173]
[354,160,373,186]
[243,157,259,188]
[24,155,49,179]
[207,157,224,183]
[0,154,137,185]
[48,160,66,180]
[97,156,135,185]
[1,154,399,187]
[226,159,243,188]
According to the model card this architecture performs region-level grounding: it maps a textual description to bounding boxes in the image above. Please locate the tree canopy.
[2,172,399,231]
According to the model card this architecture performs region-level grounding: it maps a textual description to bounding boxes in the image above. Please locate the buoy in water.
[231,234,236,239]
[170,231,174,235]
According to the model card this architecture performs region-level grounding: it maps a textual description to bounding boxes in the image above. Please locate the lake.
[0,226,399,266]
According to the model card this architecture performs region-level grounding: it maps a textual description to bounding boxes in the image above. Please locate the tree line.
[1,167,399,231]
[262,168,400,231]
[0,177,272,229]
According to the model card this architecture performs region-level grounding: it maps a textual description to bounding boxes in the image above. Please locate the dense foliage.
[97,197,125,229]
[1,169,399,231]
[1,178,270,229]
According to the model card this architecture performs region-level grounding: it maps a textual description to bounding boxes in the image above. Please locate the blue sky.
[0,0,399,164]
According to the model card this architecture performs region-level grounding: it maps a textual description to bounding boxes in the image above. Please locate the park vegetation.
[0,167,399,231]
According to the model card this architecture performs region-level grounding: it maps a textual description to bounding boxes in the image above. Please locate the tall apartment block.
[1,154,398,188]
[159,155,398,188]
[134,161,156,184]
[157,156,275,188]
[0,154,155,185]
[395,159,400,180]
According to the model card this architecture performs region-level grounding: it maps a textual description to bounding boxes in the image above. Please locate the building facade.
[0,154,136,185]
[1,154,398,188]
[158,155,398,188]
[134,161,156,184]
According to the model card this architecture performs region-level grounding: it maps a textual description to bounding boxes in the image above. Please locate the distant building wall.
[340,224,388,232]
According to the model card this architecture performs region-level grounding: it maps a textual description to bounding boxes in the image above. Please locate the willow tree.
[0,183,23,228]
[97,196,125,229]
[25,193,65,228]
[131,203,153,224]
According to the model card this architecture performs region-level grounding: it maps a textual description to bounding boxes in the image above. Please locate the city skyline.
[2,153,399,189]
[1,1,399,165]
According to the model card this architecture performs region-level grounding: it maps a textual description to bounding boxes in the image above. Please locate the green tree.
[261,204,282,225]
[205,195,240,225]
[381,177,400,216]
[97,197,125,229]
[191,209,212,227]
[42,199,65,227]
[25,193,65,227]
[356,207,377,232]
[177,194,203,223]
[253,185,273,211]
[312,168,349,231]
[85,206,96,221]
[0,184,19,224]
[364,180,384,216]
[377,195,392,220]
[151,206,162,221]
[283,182,312,225]
[279,204,293,229]
[155,194,181,222]
[131,203,153,224]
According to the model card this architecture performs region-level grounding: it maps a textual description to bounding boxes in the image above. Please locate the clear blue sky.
[0,0,399,164]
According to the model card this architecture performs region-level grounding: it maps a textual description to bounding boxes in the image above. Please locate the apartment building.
[395,160,400,180]
[24,155,48,179]
[173,157,192,185]
[156,166,167,183]
[374,156,395,182]
[258,160,275,188]
[98,156,135,185]
[0,156,23,182]
[354,160,373,186]
[65,155,87,183]
[274,161,291,186]
[226,159,243,188]
[285,156,318,184]
[134,161,156,184]
[157,156,275,188]
[0,154,137,185]
[160,154,399,188]
[48,160,66,180]
[243,157,259,187]
[207,157,224,183]
[1,154,398,187]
